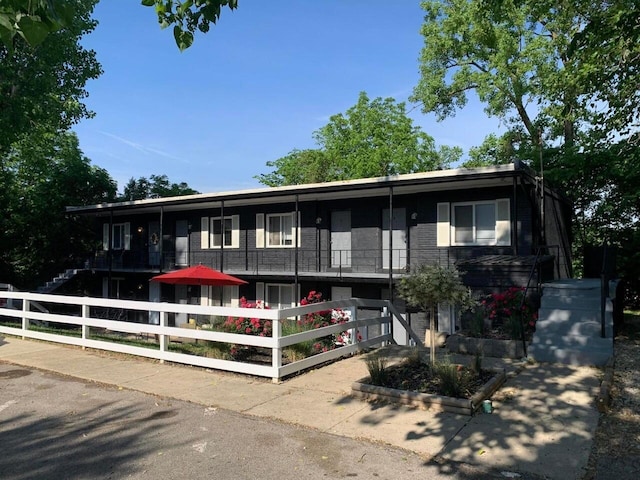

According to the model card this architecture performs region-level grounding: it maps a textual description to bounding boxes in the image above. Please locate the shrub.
[224,291,357,360]
[365,355,388,386]
[223,297,271,336]
[480,287,538,339]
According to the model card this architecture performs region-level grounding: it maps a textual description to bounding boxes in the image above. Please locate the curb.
[596,355,615,413]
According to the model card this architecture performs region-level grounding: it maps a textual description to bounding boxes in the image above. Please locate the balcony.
[88,246,524,279]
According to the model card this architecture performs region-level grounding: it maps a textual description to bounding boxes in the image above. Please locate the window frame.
[266,212,295,248]
[265,283,295,309]
[210,216,234,248]
[111,222,130,250]
[451,201,498,246]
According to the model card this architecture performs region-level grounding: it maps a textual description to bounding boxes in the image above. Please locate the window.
[267,213,294,247]
[438,199,510,246]
[103,222,130,250]
[200,215,239,249]
[266,284,294,309]
[211,217,233,247]
[453,203,497,244]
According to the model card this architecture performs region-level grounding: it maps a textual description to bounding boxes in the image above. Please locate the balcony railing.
[88,246,521,276]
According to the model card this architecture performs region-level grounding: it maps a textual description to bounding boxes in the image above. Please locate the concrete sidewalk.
[0,336,601,479]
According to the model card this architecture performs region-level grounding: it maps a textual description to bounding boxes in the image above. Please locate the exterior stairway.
[528,279,614,366]
[37,269,82,293]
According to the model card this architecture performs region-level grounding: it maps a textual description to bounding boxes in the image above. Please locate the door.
[175,220,188,266]
[148,221,160,267]
[331,210,351,268]
[382,208,407,269]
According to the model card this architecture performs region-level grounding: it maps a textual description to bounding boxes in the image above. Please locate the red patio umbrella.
[150,264,247,286]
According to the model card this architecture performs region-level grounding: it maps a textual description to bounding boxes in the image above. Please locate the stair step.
[538,307,603,324]
[534,320,613,337]
[531,333,613,348]
[528,344,612,366]
[540,295,602,310]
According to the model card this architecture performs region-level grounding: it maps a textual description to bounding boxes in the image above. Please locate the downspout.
[220,200,225,272]
[388,187,393,301]
[295,195,299,302]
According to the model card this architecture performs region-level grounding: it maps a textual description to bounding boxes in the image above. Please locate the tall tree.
[411,0,639,153]
[0,0,106,289]
[257,92,462,187]
[120,174,199,201]
[0,0,101,155]
[1,131,117,288]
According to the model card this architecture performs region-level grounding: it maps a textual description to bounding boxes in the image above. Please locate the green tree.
[397,264,474,365]
[0,0,101,155]
[1,131,117,288]
[0,1,237,51]
[120,174,199,201]
[411,0,639,152]
[257,92,462,186]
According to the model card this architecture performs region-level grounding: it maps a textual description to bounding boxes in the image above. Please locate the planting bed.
[351,362,506,415]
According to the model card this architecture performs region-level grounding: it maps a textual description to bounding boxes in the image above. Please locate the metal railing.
[88,246,519,275]
[0,291,419,381]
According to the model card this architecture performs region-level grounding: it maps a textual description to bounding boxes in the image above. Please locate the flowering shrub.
[224,297,271,336]
[298,290,356,353]
[223,291,359,359]
[479,287,538,339]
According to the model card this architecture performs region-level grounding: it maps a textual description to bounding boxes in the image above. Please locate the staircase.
[37,269,82,293]
[528,279,614,366]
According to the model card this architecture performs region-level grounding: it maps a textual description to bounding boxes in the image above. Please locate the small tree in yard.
[397,264,475,365]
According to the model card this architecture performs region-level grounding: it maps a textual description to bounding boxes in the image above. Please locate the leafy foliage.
[256,92,462,186]
[0,0,74,49]
[0,0,101,156]
[478,287,538,340]
[142,0,238,51]
[397,264,475,364]
[412,0,639,151]
[119,174,200,201]
[0,131,117,288]
[1,1,237,51]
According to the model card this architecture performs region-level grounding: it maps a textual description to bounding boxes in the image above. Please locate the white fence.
[0,292,421,381]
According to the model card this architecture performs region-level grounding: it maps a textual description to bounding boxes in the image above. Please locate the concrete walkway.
[0,336,601,479]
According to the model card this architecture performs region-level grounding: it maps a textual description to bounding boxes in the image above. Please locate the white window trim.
[201,215,239,249]
[103,222,130,250]
[210,215,239,249]
[265,212,298,248]
[450,199,510,247]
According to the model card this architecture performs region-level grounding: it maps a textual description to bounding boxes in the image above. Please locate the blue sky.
[73,1,503,195]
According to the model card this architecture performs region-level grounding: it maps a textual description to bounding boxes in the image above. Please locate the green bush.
[365,355,389,386]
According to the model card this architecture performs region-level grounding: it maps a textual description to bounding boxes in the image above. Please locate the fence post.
[21,299,30,339]
[81,304,89,349]
[382,304,390,346]
[159,310,167,363]
[348,305,358,350]
[272,317,282,383]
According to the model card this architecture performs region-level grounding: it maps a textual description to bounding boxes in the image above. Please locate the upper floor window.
[267,213,294,247]
[212,217,233,247]
[102,222,130,250]
[453,202,496,245]
[200,215,239,249]
[437,199,510,247]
